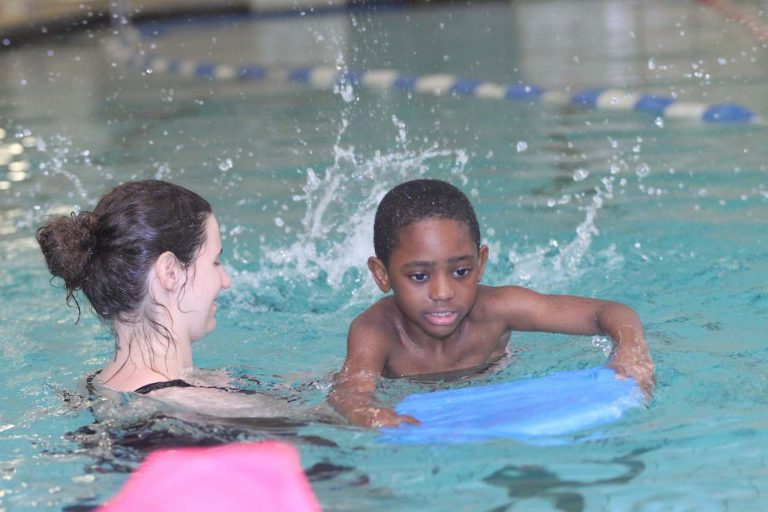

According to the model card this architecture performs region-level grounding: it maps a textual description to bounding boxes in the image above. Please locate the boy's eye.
[410,272,428,282]
[454,267,471,278]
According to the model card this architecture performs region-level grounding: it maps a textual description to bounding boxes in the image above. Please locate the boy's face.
[368,217,488,340]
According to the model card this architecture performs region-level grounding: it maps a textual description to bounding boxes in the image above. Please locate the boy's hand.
[356,406,420,428]
[608,344,655,398]
[328,369,420,428]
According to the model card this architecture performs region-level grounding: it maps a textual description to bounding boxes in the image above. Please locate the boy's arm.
[328,315,420,428]
[496,287,655,396]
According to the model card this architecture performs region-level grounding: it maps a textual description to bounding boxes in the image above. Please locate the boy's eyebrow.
[401,254,474,269]
[401,260,435,269]
[447,255,474,264]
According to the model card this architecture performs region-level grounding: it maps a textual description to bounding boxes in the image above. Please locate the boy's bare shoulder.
[473,285,538,323]
[475,284,531,309]
[349,296,399,338]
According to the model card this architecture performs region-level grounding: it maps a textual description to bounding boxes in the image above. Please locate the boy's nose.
[429,275,454,302]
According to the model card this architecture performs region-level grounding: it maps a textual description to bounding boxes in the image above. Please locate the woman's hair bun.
[39,180,212,323]
[36,210,98,292]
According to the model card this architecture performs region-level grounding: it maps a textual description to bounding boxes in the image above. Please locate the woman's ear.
[367,256,391,293]
[154,251,182,291]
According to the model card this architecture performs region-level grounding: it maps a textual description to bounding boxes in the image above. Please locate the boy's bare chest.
[384,324,511,378]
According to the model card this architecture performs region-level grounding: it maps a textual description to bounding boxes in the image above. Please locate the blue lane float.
[571,88,604,107]
[702,103,756,123]
[506,83,545,100]
[634,94,676,115]
[379,367,645,445]
[107,28,762,124]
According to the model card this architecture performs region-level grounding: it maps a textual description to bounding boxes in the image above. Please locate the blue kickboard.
[379,367,643,444]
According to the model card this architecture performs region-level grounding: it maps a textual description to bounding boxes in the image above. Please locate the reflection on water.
[484,447,653,512]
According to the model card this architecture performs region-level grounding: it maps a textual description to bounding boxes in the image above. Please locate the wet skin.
[330,217,655,428]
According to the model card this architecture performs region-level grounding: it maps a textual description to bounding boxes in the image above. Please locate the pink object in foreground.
[99,441,321,512]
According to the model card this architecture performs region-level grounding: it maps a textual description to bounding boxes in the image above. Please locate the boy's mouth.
[424,310,459,326]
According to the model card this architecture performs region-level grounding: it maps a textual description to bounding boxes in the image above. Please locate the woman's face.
[178,214,231,341]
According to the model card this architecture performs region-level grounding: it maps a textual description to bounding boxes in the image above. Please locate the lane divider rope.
[696,0,768,43]
[107,27,762,125]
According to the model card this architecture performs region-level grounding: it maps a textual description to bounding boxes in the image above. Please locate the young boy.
[329,179,655,428]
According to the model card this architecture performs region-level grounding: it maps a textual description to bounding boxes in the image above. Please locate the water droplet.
[591,336,612,356]
[573,169,589,181]
[636,163,650,178]
[218,158,233,172]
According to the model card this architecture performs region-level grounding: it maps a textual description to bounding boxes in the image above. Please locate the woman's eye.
[410,273,428,282]
[454,268,470,278]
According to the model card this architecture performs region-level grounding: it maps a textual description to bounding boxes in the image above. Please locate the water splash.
[233,131,629,311]
[506,176,622,291]
[238,119,470,309]
[2,130,101,234]
[35,134,92,202]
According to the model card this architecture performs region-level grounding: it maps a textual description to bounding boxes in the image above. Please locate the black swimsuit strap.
[88,371,255,396]
[134,379,196,394]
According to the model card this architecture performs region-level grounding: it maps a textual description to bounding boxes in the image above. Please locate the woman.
[37,180,285,415]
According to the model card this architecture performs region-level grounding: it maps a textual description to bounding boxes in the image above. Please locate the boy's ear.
[367,257,391,292]
[477,245,489,282]
[154,251,182,291]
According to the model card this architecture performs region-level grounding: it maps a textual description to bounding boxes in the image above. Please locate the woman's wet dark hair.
[36,180,212,325]
[373,179,481,267]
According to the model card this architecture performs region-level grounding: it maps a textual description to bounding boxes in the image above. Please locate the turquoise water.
[1,1,767,510]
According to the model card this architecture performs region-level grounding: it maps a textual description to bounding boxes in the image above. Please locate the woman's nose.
[221,267,232,289]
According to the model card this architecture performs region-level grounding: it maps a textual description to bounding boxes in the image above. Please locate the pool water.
[1,0,767,510]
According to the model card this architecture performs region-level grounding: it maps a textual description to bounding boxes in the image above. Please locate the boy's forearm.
[595,302,655,394]
[329,378,419,427]
[328,383,378,426]
[595,302,645,346]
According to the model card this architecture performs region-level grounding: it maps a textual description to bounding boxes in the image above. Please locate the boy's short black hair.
[373,179,481,266]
